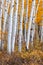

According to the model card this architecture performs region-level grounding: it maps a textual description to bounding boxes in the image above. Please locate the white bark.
[2,0,10,49]
[40,0,43,42]
[24,0,28,42]
[26,0,40,50]
[2,0,10,32]
[26,0,35,50]
[30,0,40,45]
[30,0,36,46]
[0,0,4,49]
[0,0,2,49]
[18,0,24,52]
[11,0,19,52]
[41,21,43,42]
[7,0,14,54]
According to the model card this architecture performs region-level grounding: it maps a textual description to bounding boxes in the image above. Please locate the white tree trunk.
[11,0,19,52]
[30,0,40,46]
[2,0,10,49]
[7,0,14,54]
[24,0,28,42]
[26,0,35,50]
[3,0,9,32]
[41,21,43,42]
[18,0,24,52]
[0,0,4,49]
[26,0,40,50]
[0,1,2,49]
[30,0,36,46]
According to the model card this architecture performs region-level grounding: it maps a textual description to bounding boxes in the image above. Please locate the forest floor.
[0,42,43,65]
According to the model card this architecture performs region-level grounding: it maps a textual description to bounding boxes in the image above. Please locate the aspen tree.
[0,1,2,49]
[30,0,36,46]
[30,0,40,46]
[11,0,19,52]
[2,0,10,49]
[26,0,40,50]
[18,0,24,52]
[0,0,5,49]
[40,0,43,42]
[41,21,43,42]
[26,0,35,50]
[2,0,10,33]
[1,0,6,49]
[7,0,14,54]
[24,0,28,42]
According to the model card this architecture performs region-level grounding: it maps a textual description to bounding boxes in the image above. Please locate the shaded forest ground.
[0,42,43,65]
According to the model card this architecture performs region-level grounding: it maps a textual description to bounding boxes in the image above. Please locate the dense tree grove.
[0,0,43,54]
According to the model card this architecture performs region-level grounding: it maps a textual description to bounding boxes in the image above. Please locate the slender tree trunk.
[26,0,35,50]
[7,0,14,54]
[18,0,24,52]
[3,0,9,32]
[26,0,40,50]
[30,0,40,46]
[30,0,36,47]
[41,20,43,42]
[2,0,10,49]
[11,0,19,52]
[0,0,4,50]
[24,0,28,42]
[0,1,2,49]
